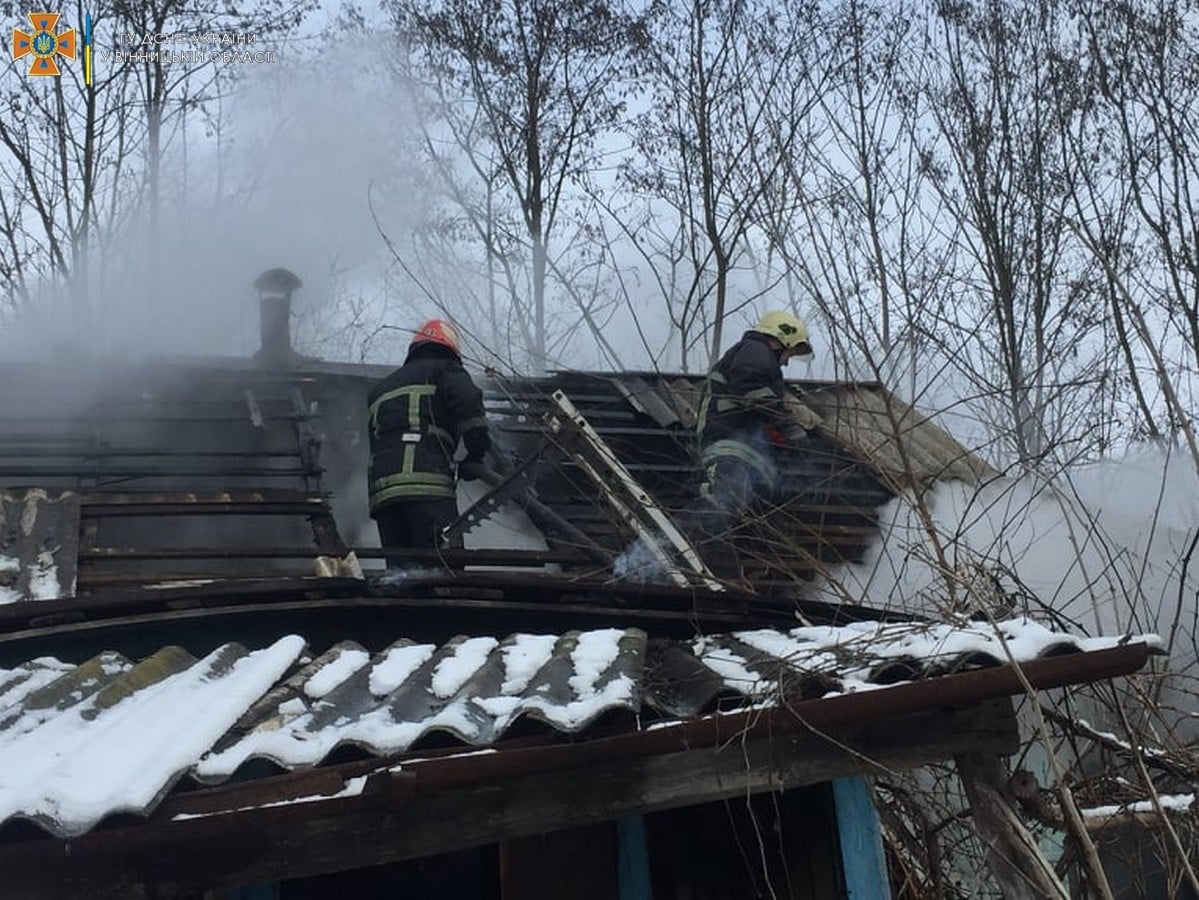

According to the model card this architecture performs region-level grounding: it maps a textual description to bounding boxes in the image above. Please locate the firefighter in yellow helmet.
[696,311,813,516]
[366,319,491,563]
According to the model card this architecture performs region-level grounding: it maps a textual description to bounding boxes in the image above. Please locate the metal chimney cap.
[253,267,302,294]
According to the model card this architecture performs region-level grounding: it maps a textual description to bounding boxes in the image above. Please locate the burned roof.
[476,370,997,587]
[0,357,997,601]
[0,357,1161,900]
[0,618,1158,839]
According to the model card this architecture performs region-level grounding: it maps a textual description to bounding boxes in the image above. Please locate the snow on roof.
[0,637,303,837]
[694,618,1146,699]
[0,619,1158,838]
[0,489,78,603]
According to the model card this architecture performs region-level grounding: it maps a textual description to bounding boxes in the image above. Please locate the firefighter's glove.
[779,424,811,448]
[458,456,485,481]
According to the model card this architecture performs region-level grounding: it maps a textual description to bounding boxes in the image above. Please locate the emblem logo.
[12,13,77,76]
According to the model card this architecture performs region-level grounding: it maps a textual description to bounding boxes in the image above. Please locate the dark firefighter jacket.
[697,330,807,481]
[367,343,491,513]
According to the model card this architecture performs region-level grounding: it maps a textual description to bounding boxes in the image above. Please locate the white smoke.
[613,535,673,584]
[817,445,1197,628]
[814,443,1199,737]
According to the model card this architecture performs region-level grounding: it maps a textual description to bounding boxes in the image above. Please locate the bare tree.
[736,4,1199,895]
[756,0,954,404]
[0,0,312,340]
[618,0,827,369]
[0,0,141,332]
[909,1,1113,471]
[1067,0,1199,463]
[387,0,652,373]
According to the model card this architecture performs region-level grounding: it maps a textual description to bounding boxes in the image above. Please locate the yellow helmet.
[753,310,812,355]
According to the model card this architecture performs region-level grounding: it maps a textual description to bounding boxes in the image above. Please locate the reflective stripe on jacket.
[700,438,777,486]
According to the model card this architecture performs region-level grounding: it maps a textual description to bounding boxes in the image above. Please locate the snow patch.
[499,634,558,695]
[1,635,306,836]
[369,643,436,696]
[569,629,626,696]
[1082,794,1195,819]
[26,550,61,601]
[430,638,498,698]
[304,649,370,699]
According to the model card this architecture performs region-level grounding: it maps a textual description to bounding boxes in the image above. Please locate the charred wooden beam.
[77,547,589,564]
[77,489,331,504]
[0,449,302,459]
[80,503,332,518]
[0,466,321,478]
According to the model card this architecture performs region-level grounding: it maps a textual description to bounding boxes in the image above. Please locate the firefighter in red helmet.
[366,319,491,563]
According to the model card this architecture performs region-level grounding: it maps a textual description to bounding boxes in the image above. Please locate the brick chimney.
[253,267,302,367]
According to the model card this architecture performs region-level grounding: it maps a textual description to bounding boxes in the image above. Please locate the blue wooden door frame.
[833,777,892,900]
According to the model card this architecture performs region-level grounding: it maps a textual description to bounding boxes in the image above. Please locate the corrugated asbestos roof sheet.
[0,619,1157,838]
[597,373,997,486]
[800,385,999,486]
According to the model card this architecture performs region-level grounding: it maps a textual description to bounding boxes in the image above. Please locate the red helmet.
[411,319,462,356]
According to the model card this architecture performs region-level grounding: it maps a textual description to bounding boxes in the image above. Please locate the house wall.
[272,785,845,900]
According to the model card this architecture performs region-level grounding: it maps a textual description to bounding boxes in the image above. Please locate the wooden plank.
[79,548,328,560]
[833,778,892,900]
[81,504,331,518]
[0,703,1018,899]
[74,570,315,587]
[167,768,364,818]
[0,595,762,652]
[0,449,301,459]
[0,413,301,423]
[0,466,317,479]
[78,491,330,505]
[78,547,588,564]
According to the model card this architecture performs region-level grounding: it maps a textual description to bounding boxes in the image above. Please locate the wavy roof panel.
[0,620,1157,838]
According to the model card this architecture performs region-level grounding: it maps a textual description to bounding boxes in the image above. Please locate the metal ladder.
[547,390,723,592]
